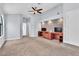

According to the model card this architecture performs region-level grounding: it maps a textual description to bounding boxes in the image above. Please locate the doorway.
[22,22,29,37]
[22,23,27,36]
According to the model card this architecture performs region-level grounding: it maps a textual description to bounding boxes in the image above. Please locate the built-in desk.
[38,31,63,42]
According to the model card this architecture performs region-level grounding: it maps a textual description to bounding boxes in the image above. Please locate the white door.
[22,23,27,36]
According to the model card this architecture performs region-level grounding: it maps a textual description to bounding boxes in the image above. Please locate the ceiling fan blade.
[28,11,34,12]
[37,11,42,14]
[32,7,36,11]
[37,9,43,11]
[34,12,35,14]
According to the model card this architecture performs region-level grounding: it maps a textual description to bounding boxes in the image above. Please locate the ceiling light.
[59,17,63,23]
[48,20,52,24]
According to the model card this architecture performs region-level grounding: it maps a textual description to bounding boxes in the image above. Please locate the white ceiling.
[1,3,60,14]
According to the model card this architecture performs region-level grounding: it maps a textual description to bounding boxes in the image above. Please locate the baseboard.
[6,37,20,40]
[58,40,79,51]
[63,41,79,47]
[62,42,79,51]
[0,40,6,48]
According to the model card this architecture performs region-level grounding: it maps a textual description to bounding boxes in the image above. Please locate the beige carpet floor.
[0,37,79,56]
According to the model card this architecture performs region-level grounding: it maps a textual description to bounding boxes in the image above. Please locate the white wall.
[5,14,22,40]
[63,3,79,46]
[40,4,63,21]
[28,14,41,37]
[0,4,4,14]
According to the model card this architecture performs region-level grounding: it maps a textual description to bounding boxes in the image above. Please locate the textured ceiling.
[0,3,60,14]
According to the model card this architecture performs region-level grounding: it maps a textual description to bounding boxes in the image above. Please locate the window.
[0,16,3,36]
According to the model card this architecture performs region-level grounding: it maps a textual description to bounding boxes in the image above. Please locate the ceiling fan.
[28,7,43,14]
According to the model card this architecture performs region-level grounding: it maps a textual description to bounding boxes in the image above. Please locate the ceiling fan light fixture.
[29,5,43,14]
